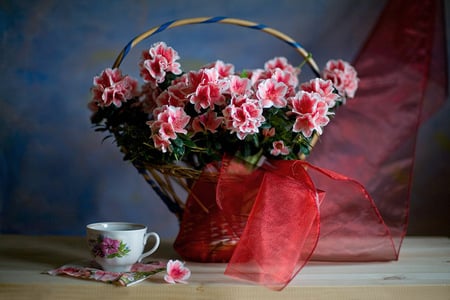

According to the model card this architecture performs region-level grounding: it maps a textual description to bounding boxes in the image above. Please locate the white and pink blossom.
[223,96,265,140]
[189,68,227,111]
[271,140,290,156]
[256,78,288,108]
[164,260,191,284]
[140,42,182,84]
[192,110,223,134]
[270,68,298,97]
[301,78,339,108]
[264,57,299,76]
[151,133,172,153]
[228,75,252,96]
[290,91,330,137]
[91,68,139,108]
[322,59,359,99]
[205,60,235,78]
[156,105,191,135]
[147,105,191,152]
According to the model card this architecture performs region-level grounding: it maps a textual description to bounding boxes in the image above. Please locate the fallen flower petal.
[164,260,191,284]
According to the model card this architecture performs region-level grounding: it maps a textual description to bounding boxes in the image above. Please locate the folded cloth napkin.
[46,260,166,286]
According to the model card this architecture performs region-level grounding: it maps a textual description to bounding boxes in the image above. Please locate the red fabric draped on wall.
[309,0,447,257]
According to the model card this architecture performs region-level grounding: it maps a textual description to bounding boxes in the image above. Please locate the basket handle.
[112,16,321,77]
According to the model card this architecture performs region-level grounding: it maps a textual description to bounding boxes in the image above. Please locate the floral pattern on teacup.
[88,235,131,258]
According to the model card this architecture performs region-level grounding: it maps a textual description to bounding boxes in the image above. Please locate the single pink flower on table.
[164,260,191,284]
[271,140,290,156]
[322,59,359,99]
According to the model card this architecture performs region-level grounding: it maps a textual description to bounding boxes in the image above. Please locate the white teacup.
[86,222,160,272]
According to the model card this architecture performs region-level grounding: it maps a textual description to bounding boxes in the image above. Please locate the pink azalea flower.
[271,140,290,156]
[301,78,340,108]
[228,75,252,96]
[156,105,191,134]
[91,68,139,108]
[140,82,161,113]
[322,59,359,99]
[264,57,299,76]
[155,81,189,107]
[205,60,235,77]
[290,91,330,137]
[248,68,271,87]
[164,260,191,284]
[189,68,226,111]
[223,96,265,140]
[155,90,171,107]
[149,42,182,74]
[262,127,275,137]
[167,85,188,107]
[271,68,298,96]
[151,133,171,153]
[147,105,191,152]
[159,122,177,140]
[190,84,223,111]
[192,110,223,133]
[144,55,169,84]
[184,70,204,93]
[139,42,182,84]
[256,78,288,108]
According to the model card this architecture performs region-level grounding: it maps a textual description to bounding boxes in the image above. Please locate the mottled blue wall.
[0,0,448,238]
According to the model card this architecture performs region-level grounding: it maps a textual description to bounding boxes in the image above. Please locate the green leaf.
[240,69,248,78]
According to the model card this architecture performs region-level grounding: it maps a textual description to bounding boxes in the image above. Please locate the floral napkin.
[46,260,166,286]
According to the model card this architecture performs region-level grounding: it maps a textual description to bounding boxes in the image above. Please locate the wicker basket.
[107,17,321,261]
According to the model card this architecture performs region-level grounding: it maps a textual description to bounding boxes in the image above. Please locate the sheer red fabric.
[174,0,447,290]
[218,158,395,290]
[309,0,447,258]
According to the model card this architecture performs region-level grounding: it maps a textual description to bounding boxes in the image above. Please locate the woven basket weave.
[111,17,320,223]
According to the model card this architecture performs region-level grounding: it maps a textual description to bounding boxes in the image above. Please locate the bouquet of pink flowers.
[89,41,359,171]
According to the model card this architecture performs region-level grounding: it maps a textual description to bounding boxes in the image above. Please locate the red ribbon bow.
[174,156,399,290]
[214,157,399,290]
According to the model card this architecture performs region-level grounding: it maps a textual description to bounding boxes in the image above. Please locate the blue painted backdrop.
[1,0,448,238]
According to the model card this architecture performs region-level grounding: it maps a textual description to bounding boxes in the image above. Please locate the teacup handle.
[138,232,160,262]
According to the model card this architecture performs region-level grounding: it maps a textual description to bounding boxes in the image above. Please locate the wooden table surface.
[0,235,449,300]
